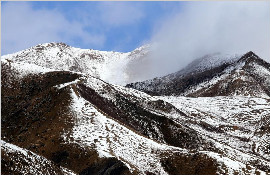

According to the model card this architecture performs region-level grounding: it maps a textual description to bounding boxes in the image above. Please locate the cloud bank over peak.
[147,1,270,77]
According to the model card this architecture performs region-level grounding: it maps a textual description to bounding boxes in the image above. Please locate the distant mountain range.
[1,43,270,175]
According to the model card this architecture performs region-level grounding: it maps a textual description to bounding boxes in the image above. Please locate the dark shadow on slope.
[79,157,132,175]
[76,83,204,150]
[126,62,231,96]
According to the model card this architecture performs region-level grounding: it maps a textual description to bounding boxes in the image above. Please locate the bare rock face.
[1,43,270,175]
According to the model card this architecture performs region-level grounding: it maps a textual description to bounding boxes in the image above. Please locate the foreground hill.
[1,44,270,174]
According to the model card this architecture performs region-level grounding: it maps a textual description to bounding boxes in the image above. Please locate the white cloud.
[147,1,270,78]
[98,2,144,27]
[2,2,105,55]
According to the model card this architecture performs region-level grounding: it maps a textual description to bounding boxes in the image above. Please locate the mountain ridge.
[1,42,151,85]
[1,43,270,175]
[126,51,270,98]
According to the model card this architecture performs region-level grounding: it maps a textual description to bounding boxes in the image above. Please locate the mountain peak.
[243,51,258,57]
[238,51,261,63]
[33,42,70,50]
[127,50,270,98]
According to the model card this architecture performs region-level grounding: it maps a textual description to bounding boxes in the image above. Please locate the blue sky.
[2,1,184,55]
[2,1,269,65]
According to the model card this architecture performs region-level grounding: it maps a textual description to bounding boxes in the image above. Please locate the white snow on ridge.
[1,58,56,78]
[83,76,183,121]
[62,85,270,174]
[159,95,270,171]
[181,61,245,96]
[1,140,28,156]
[178,53,241,75]
[251,63,270,86]
[162,96,270,125]
[55,79,81,89]
[161,95,270,141]
[180,58,270,98]
[204,151,267,175]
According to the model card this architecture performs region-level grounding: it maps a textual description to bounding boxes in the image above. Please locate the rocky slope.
[1,43,270,175]
[1,140,76,175]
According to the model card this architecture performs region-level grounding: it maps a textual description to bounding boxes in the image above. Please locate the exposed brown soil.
[1,146,68,175]
[160,152,218,175]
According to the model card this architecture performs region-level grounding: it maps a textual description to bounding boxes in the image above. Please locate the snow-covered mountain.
[1,42,150,85]
[127,51,270,98]
[1,43,270,175]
